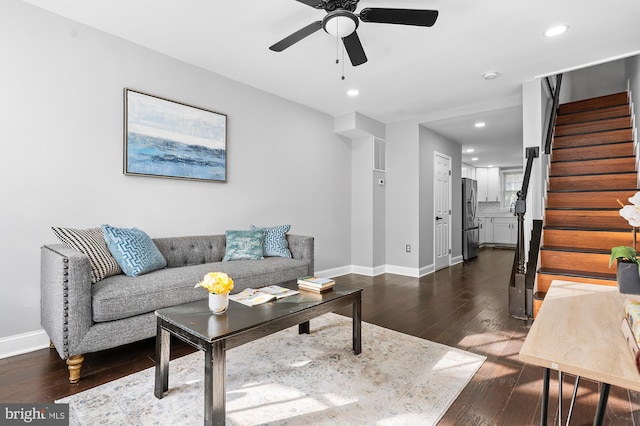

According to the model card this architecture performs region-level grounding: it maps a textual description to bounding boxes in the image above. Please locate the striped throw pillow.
[52,227,122,283]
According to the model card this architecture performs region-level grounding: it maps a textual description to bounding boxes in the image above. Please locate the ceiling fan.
[269,0,439,66]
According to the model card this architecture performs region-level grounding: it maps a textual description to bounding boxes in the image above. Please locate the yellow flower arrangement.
[195,272,234,294]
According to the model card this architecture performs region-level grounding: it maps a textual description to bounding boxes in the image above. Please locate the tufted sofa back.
[153,235,227,268]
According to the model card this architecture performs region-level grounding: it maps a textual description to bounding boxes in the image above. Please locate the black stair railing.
[508,73,562,319]
[545,74,563,154]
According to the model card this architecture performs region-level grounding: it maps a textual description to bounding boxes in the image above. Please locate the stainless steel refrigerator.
[462,178,479,260]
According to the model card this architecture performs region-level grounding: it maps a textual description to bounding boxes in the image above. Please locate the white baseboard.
[315,265,352,278]
[384,264,421,277]
[0,329,50,359]
[419,263,435,277]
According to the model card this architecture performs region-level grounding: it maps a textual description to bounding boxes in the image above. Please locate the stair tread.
[545,207,620,211]
[547,190,638,194]
[546,189,638,193]
[537,268,616,281]
[543,226,631,231]
[550,172,636,178]
[541,246,610,254]
[549,171,636,178]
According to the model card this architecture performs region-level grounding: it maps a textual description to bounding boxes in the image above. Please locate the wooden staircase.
[536,91,637,293]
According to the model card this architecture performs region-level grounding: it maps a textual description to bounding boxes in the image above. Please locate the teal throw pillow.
[250,224,292,258]
[223,229,265,261]
[101,225,167,277]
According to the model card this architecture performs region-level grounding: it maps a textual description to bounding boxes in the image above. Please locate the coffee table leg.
[353,292,362,355]
[154,318,170,399]
[299,321,310,334]
[205,340,226,426]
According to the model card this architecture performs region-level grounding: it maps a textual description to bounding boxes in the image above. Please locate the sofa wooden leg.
[49,340,55,349]
[67,354,84,384]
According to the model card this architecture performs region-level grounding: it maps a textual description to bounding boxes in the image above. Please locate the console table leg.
[566,376,580,426]
[154,319,170,399]
[353,292,362,355]
[205,341,226,426]
[593,383,610,426]
[558,371,563,426]
[541,368,550,426]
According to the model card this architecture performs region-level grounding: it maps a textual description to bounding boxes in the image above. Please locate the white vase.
[208,292,229,314]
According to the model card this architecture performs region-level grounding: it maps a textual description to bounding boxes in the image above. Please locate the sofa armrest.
[41,244,93,359]
[287,234,314,275]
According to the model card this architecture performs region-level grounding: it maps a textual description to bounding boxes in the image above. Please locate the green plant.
[610,192,640,274]
[609,246,640,273]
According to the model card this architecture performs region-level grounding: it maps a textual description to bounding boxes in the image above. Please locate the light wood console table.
[519,280,640,425]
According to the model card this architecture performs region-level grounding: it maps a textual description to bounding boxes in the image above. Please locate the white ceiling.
[19,0,640,168]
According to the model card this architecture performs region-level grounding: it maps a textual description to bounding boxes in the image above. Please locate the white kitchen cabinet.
[479,217,493,245]
[476,167,500,202]
[493,217,517,245]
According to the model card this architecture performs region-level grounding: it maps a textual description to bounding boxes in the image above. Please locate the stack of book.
[297,276,335,293]
[621,298,640,373]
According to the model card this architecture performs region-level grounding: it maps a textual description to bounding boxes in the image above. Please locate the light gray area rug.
[58,313,485,425]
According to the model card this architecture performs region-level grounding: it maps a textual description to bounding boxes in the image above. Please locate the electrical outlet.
[405,244,411,253]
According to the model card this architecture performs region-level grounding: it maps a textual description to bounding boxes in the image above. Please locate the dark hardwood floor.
[2,247,639,425]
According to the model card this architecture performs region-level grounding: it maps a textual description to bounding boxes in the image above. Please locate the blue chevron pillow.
[250,224,292,258]
[101,225,167,276]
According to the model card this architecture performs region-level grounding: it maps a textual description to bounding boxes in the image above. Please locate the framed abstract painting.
[124,89,227,182]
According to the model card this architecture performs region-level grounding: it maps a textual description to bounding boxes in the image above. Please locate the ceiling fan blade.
[295,0,325,7]
[269,21,323,52]
[359,8,439,27]
[342,31,367,66]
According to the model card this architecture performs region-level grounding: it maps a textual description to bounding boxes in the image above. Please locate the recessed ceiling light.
[471,157,478,161]
[466,148,475,153]
[488,165,494,167]
[483,71,499,80]
[475,122,486,128]
[347,89,359,97]
[545,25,569,37]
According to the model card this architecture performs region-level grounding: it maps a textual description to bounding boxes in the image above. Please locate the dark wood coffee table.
[154,281,362,426]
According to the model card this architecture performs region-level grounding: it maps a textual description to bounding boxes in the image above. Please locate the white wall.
[350,136,374,270]
[0,1,352,342]
[625,56,640,144]
[560,59,629,103]
[385,119,421,275]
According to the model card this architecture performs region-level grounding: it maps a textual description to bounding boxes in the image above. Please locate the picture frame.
[124,89,227,182]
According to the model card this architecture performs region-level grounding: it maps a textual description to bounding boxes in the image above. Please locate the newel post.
[509,147,539,319]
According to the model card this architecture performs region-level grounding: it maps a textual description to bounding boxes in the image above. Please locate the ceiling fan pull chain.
[341,42,346,80]
[336,29,340,64]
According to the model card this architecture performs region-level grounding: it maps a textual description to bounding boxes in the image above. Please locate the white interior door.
[434,153,451,271]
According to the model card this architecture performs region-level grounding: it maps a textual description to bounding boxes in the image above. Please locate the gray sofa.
[40,234,314,383]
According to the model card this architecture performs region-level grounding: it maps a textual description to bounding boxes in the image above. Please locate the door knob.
[436,216,443,220]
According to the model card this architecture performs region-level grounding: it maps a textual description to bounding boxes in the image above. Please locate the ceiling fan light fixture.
[323,10,359,37]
